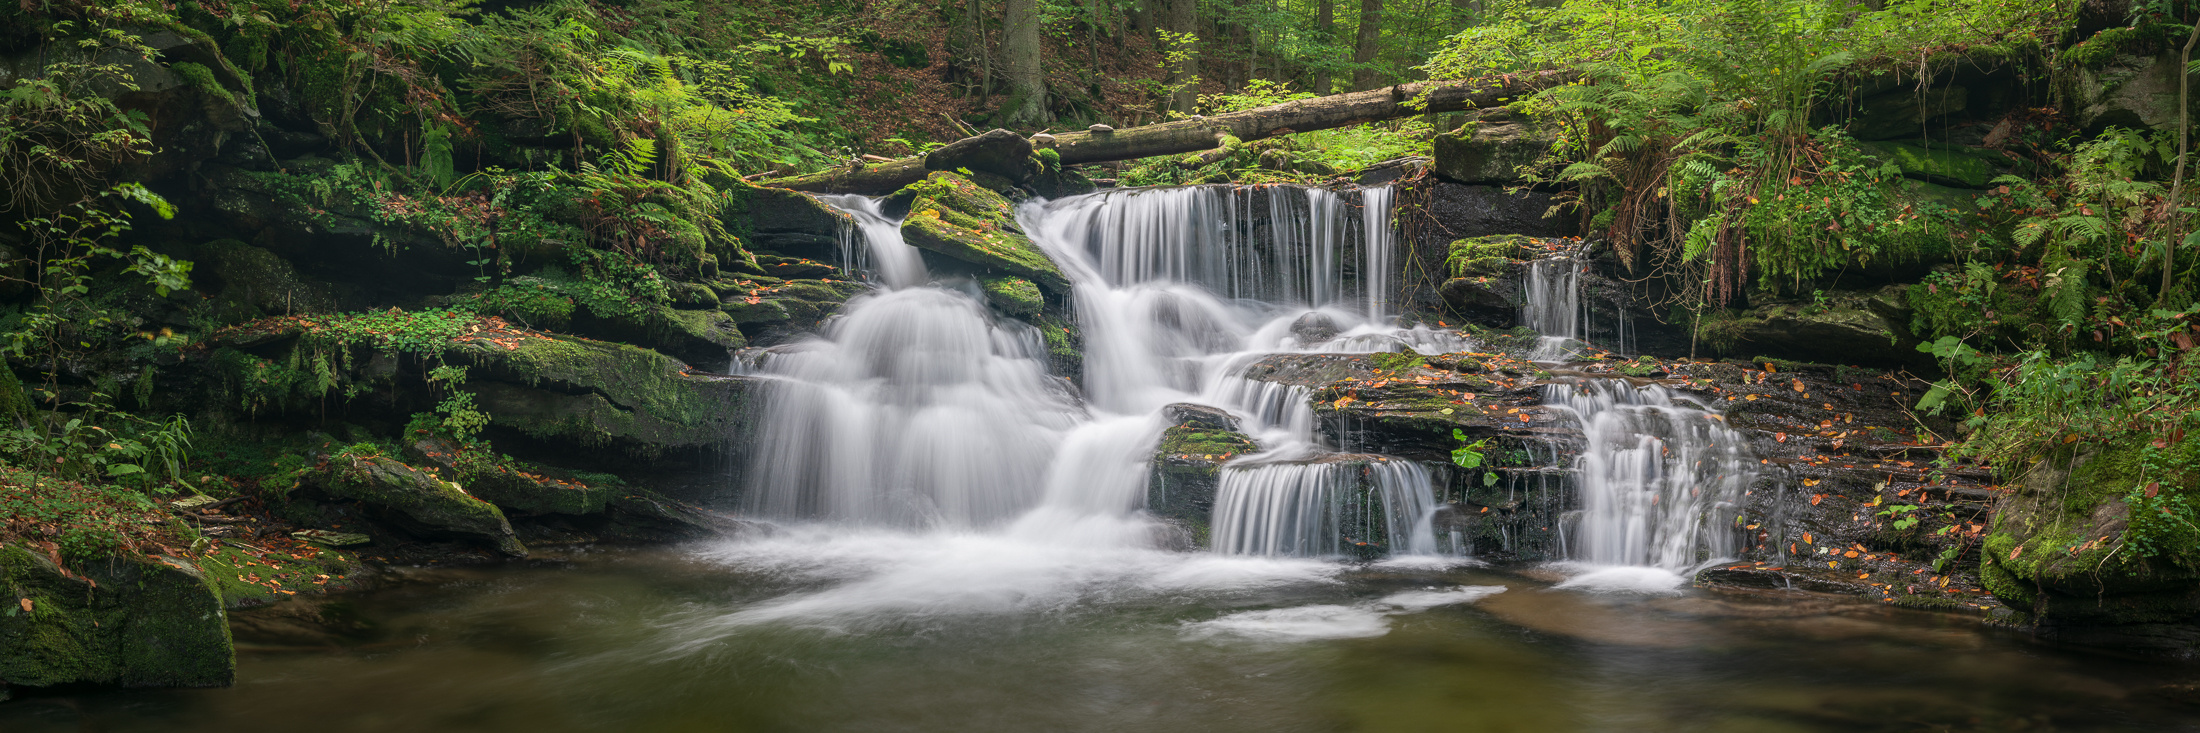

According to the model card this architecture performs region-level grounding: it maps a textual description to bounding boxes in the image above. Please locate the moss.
[194,543,358,608]
[1979,436,2200,624]
[319,454,525,557]
[169,61,238,107]
[1859,141,2000,189]
[980,276,1044,317]
[897,172,1070,293]
[1158,425,1258,458]
[1446,235,1538,278]
[456,335,748,454]
[0,544,233,689]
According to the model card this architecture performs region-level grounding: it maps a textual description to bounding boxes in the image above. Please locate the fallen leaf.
[18,598,29,613]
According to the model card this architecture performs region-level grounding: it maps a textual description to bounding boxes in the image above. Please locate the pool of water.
[5,531,2196,732]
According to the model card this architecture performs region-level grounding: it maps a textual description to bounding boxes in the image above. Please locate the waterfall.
[1544,378,1754,574]
[1521,256,1581,361]
[741,183,1458,558]
[1211,458,1436,556]
[1520,251,1635,360]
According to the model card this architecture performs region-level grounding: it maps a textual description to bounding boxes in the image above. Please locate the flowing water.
[7,547,2196,733]
[8,185,2193,730]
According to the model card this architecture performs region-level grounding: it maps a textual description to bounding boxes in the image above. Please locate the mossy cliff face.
[0,544,234,690]
[1978,436,2200,652]
[895,172,1070,294]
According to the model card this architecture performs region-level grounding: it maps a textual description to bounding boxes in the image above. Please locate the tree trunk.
[1001,0,1050,126]
[763,70,1578,194]
[1165,0,1201,114]
[2165,18,2198,301]
[1311,0,1335,94]
[1352,0,1384,91]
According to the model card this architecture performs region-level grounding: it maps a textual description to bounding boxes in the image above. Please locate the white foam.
[1549,564,1687,595]
[1180,585,1505,643]
[1374,585,1507,611]
[1181,605,1392,642]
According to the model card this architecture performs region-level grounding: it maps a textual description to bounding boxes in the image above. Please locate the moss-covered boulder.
[401,435,736,543]
[1708,285,1928,367]
[1432,111,1554,185]
[1149,406,1260,542]
[734,186,853,260]
[980,276,1044,318]
[895,172,1069,294]
[456,334,751,456]
[0,544,233,690]
[1979,435,2200,653]
[1861,140,2003,189]
[317,454,527,557]
[405,435,617,516]
[2070,51,2199,134]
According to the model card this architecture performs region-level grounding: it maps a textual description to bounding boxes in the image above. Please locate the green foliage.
[0,397,193,493]
[0,464,179,562]
[424,364,489,443]
[1451,429,1499,488]
[0,22,155,212]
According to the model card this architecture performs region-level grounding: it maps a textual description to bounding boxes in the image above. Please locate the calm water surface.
[4,532,2196,733]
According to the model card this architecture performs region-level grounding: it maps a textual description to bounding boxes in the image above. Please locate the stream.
[3,543,2195,732]
[5,183,2194,731]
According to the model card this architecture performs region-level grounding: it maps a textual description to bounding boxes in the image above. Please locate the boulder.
[2071,52,2197,134]
[180,238,340,320]
[0,545,233,689]
[980,276,1044,318]
[455,334,753,456]
[403,435,739,542]
[1432,110,1554,185]
[895,172,1070,294]
[736,187,852,260]
[1713,285,1927,367]
[1979,435,2200,655]
[1421,182,1575,239]
[317,454,527,557]
[1861,140,2004,189]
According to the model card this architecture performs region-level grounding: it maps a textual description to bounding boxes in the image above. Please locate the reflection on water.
[3,540,2196,733]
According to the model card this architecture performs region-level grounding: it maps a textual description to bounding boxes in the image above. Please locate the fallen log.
[761,69,1578,195]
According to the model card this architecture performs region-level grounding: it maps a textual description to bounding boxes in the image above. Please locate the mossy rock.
[1861,141,2002,189]
[895,172,1069,294]
[1980,435,2200,633]
[183,238,339,321]
[405,435,617,516]
[456,335,751,455]
[980,276,1044,317]
[1447,234,1537,278]
[317,454,526,557]
[1711,285,1926,367]
[0,544,233,689]
[1432,116,1553,185]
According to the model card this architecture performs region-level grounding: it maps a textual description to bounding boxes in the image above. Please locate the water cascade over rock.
[741,183,1462,558]
[1521,246,1752,587]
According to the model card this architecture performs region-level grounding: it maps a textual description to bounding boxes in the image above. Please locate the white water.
[1209,457,1437,556]
[676,184,1501,645]
[736,184,1465,583]
[1545,380,1753,571]
[1517,248,1752,590]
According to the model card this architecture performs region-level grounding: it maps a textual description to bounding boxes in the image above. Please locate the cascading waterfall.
[1521,256,1582,361]
[1025,184,1465,557]
[1518,246,1751,580]
[1544,379,1753,570]
[743,183,1460,558]
[1211,458,1437,556]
